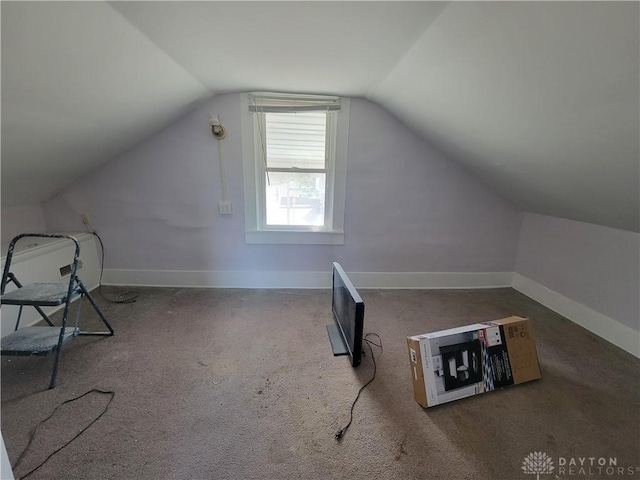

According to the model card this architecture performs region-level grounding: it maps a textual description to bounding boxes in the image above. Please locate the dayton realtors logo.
[522,451,554,480]
[522,452,640,478]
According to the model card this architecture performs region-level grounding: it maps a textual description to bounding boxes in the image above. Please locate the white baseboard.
[102,269,331,289]
[101,268,638,358]
[348,271,512,289]
[512,273,640,358]
[102,269,512,290]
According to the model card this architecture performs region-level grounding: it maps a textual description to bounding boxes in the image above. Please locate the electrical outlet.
[81,214,90,225]
[218,201,232,215]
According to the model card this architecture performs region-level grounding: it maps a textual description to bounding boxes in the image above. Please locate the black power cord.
[88,230,139,304]
[12,389,115,479]
[334,332,382,441]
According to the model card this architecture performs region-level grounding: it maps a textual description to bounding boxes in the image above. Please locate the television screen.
[328,262,364,367]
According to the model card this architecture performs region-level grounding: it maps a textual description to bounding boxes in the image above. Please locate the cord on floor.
[13,389,115,479]
[335,332,382,441]
[88,230,139,304]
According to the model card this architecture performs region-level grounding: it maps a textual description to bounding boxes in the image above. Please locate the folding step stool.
[1,233,114,389]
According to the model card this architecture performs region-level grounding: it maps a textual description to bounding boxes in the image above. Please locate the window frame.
[241,93,349,245]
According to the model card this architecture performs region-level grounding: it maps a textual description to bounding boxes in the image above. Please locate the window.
[241,93,350,244]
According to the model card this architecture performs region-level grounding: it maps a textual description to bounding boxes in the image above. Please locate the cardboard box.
[407,316,541,408]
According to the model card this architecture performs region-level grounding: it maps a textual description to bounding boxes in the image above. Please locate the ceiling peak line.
[365,1,449,100]
[106,1,213,95]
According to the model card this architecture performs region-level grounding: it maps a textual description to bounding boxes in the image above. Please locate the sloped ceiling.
[373,2,640,232]
[2,1,638,232]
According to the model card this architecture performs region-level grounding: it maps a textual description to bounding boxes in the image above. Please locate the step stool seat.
[1,326,80,356]
[1,283,80,306]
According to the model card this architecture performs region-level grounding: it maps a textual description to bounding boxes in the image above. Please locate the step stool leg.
[34,305,55,327]
[76,278,114,336]
[49,346,62,389]
[49,324,71,389]
[14,306,23,331]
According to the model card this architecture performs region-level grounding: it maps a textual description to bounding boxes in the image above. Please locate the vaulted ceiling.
[2,1,638,231]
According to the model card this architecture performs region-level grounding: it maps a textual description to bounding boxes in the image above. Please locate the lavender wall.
[515,213,640,331]
[42,94,522,275]
[1,204,47,244]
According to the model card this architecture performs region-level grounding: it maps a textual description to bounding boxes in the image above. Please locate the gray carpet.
[2,287,639,479]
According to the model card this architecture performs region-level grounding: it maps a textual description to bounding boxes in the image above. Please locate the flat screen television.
[326,262,364,367]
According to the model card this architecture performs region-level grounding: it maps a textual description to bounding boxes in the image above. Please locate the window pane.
[265,172,326,226]
[265,112,326,169]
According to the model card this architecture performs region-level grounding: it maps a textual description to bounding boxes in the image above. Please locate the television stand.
[326,324,348,356]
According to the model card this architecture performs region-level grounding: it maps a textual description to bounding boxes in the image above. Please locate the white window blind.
[265,112,326,170]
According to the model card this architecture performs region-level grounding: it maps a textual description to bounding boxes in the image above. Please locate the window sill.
[245,230,344,245]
